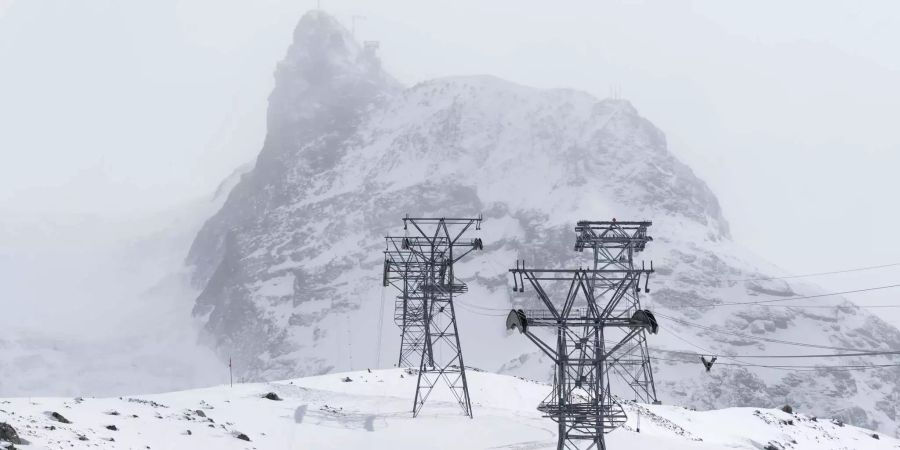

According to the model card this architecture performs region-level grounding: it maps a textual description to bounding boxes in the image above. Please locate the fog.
[1,0,899,394]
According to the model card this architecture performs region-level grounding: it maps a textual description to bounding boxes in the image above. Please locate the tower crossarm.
[386,236,482,264]
[402,216,483,244]
[518,311,647,329]
[574,220,652,253]
[508,268,652,280]
[507,266,654,318]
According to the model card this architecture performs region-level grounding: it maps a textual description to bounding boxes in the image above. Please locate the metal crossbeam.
[573,220,652,253]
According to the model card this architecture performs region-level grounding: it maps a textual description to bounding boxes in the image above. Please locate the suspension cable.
[655,312,883,352]
[689,283,900,308]
[717,261,900,283]
[650,355,900,372]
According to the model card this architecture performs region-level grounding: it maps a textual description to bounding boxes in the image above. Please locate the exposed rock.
[0,422,21,444]
[262,392,282,401]
[49,412,70,424]
[126,398,168,408]
[235,433,250,441]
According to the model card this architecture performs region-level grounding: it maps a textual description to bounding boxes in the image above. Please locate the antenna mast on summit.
[351,15,366,38]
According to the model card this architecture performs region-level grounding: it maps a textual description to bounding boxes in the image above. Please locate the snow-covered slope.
[0,369,893,450]
[185,10,900,434]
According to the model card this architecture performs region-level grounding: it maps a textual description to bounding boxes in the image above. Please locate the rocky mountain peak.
[267,10,396,136]
[258,10,398,183]
[184,10,900,435]
[281,10,391,88]
[187,11,398,284]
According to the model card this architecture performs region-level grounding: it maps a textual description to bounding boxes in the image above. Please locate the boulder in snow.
[0,422,22,444]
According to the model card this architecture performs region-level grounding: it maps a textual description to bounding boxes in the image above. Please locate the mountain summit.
[188,10,397,280]
[186,11,900,434]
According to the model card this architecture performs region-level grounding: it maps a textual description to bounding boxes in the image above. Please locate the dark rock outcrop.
[0,422,21,445]
[49,412,70,424]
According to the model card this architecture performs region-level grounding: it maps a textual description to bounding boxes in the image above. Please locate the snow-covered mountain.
[0,369,894,450]
[185,10,900,435]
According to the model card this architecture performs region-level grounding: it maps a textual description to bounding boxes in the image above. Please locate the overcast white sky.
[1,0,899,315]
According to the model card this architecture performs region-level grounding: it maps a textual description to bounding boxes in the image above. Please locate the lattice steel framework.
[383,240,431,368]
[574,220,658,403]
[383,216,483,417]
[507,254,657,449]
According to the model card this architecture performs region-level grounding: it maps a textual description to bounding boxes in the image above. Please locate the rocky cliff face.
[187,10,900,434]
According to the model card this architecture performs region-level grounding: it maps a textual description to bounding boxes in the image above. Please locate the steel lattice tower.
[383,240,431,368]
[574,220,658,403]
[506,221,658,450]
[383,215,483,417]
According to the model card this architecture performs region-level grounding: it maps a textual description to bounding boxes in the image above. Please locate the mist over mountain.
[0,174,250,397]
[185,10,900,435]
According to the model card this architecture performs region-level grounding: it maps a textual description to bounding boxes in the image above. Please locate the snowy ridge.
[185,10,900,435]
[0,369,894,450]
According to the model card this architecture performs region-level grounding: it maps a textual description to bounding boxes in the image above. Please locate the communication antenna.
[351,14,366,38]
[609,84,623,100]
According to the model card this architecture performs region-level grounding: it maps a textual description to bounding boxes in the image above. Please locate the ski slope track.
[185,10,900,435]
[1,369,896,450]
